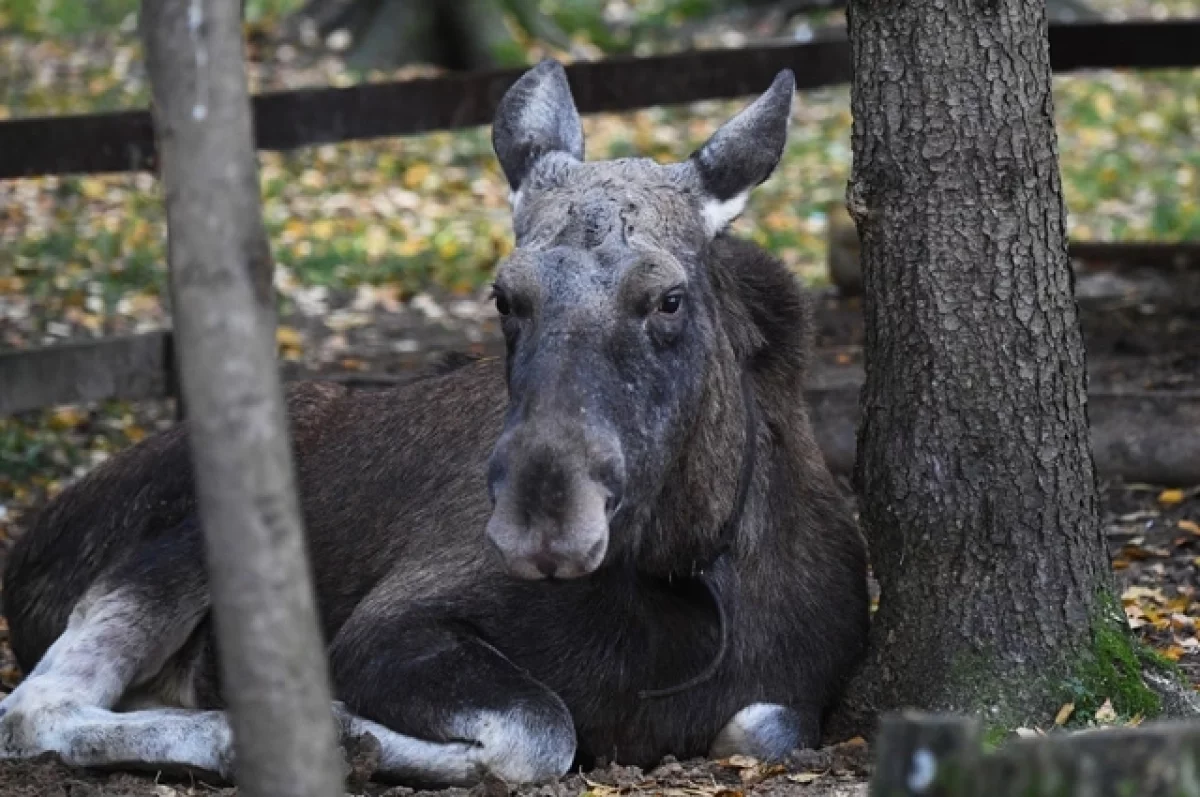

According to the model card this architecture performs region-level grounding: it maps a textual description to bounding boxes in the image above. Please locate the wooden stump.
[870,712,1200,796]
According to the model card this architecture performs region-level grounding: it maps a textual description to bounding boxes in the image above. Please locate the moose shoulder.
[0,61,869,786]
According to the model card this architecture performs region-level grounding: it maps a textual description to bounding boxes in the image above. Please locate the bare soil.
[0,743,873,797]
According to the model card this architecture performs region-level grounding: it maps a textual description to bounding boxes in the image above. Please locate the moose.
[0,61,869,786]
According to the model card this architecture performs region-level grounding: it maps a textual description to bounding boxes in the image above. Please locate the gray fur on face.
[483,64,797,581]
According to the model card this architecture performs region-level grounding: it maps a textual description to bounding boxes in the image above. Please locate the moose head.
[484,60,795,580]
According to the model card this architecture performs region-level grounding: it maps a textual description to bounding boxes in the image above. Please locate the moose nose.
[485,503,610,581]
[485,431,623,581]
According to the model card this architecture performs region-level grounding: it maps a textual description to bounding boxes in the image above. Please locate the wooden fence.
[2,19,1199,417]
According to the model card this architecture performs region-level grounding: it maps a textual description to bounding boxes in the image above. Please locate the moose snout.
[486,428,624,581]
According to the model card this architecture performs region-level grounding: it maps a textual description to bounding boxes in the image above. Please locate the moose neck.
[635,336,761,580]
[633,353,759,701]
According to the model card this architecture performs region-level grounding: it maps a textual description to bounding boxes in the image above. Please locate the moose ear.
[690,69,795,235]
[492,59,585,195]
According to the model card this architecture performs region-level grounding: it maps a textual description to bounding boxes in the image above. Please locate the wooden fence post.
[139,1,343,795]
[870,712,980,797]
[870,712,1200,796]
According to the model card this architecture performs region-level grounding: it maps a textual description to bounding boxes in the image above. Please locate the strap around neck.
[638,369,759,700]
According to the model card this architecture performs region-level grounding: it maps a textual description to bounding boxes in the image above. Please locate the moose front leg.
[709,703,817,761]
[329,619,576,787]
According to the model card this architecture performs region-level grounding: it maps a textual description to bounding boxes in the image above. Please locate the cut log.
[806,376,1200,486]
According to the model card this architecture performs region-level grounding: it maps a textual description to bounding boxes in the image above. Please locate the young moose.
[0,61,868,786]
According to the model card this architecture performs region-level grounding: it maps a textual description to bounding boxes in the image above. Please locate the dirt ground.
[0,262,1197,795]
[0,743,874,797]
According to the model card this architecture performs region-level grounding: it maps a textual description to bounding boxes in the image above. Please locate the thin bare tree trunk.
[139,2,343,795]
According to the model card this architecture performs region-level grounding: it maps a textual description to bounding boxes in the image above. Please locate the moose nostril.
[532,552,559,579]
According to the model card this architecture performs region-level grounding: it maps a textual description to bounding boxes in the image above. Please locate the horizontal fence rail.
[1,20,1198,179]
[4,241,1200,417]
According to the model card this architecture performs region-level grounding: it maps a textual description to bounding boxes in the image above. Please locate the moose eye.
[657,291,684,315]
[492,287,512,317]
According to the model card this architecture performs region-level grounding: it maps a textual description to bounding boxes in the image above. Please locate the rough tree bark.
[824,0,1195,740]
[139,2,343,795]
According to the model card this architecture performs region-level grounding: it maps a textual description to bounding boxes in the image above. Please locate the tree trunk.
[284,0,568,72]
[139,2,344,794]
[825,0,1187,741]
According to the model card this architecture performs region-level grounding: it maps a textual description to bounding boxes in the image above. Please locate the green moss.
[940,592,1163,735]
[1067,600,1162,721]
[982,725,1010,751]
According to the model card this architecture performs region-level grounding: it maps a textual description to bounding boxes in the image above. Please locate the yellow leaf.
[1178,520,1200,535]
[437,239,460,259]
[1158,489,1185,506]
[48,407,86,430]
[283,219,306,239]
[404,163,431,190]
[275,326,302,347]
[1054,702,1075,726]
[80,178,107,200]
[397,237,426,257]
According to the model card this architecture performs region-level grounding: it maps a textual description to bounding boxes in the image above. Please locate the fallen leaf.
[1094,699,1118,723]
[1054,702,1075,726]
[276,325,304,360]
[788,773,823,784]
[1122,586,1167,604]
[1161,645,1186,661]
[1015,727,1041,738]
[1158,489,1185,506]
[276,325,302,347]
[1178,520,1200,535]
[721,756,758,769]
[48,407,87,430]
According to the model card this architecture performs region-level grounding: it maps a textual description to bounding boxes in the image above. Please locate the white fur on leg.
[0,586,213,774]
[710,703,804,761]
[0,702,234,780]
[334,703,575,787]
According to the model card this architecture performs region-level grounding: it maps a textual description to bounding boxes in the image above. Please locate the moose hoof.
[710,703,810,761]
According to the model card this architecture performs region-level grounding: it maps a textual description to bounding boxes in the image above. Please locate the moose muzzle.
[485,420,625,580]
